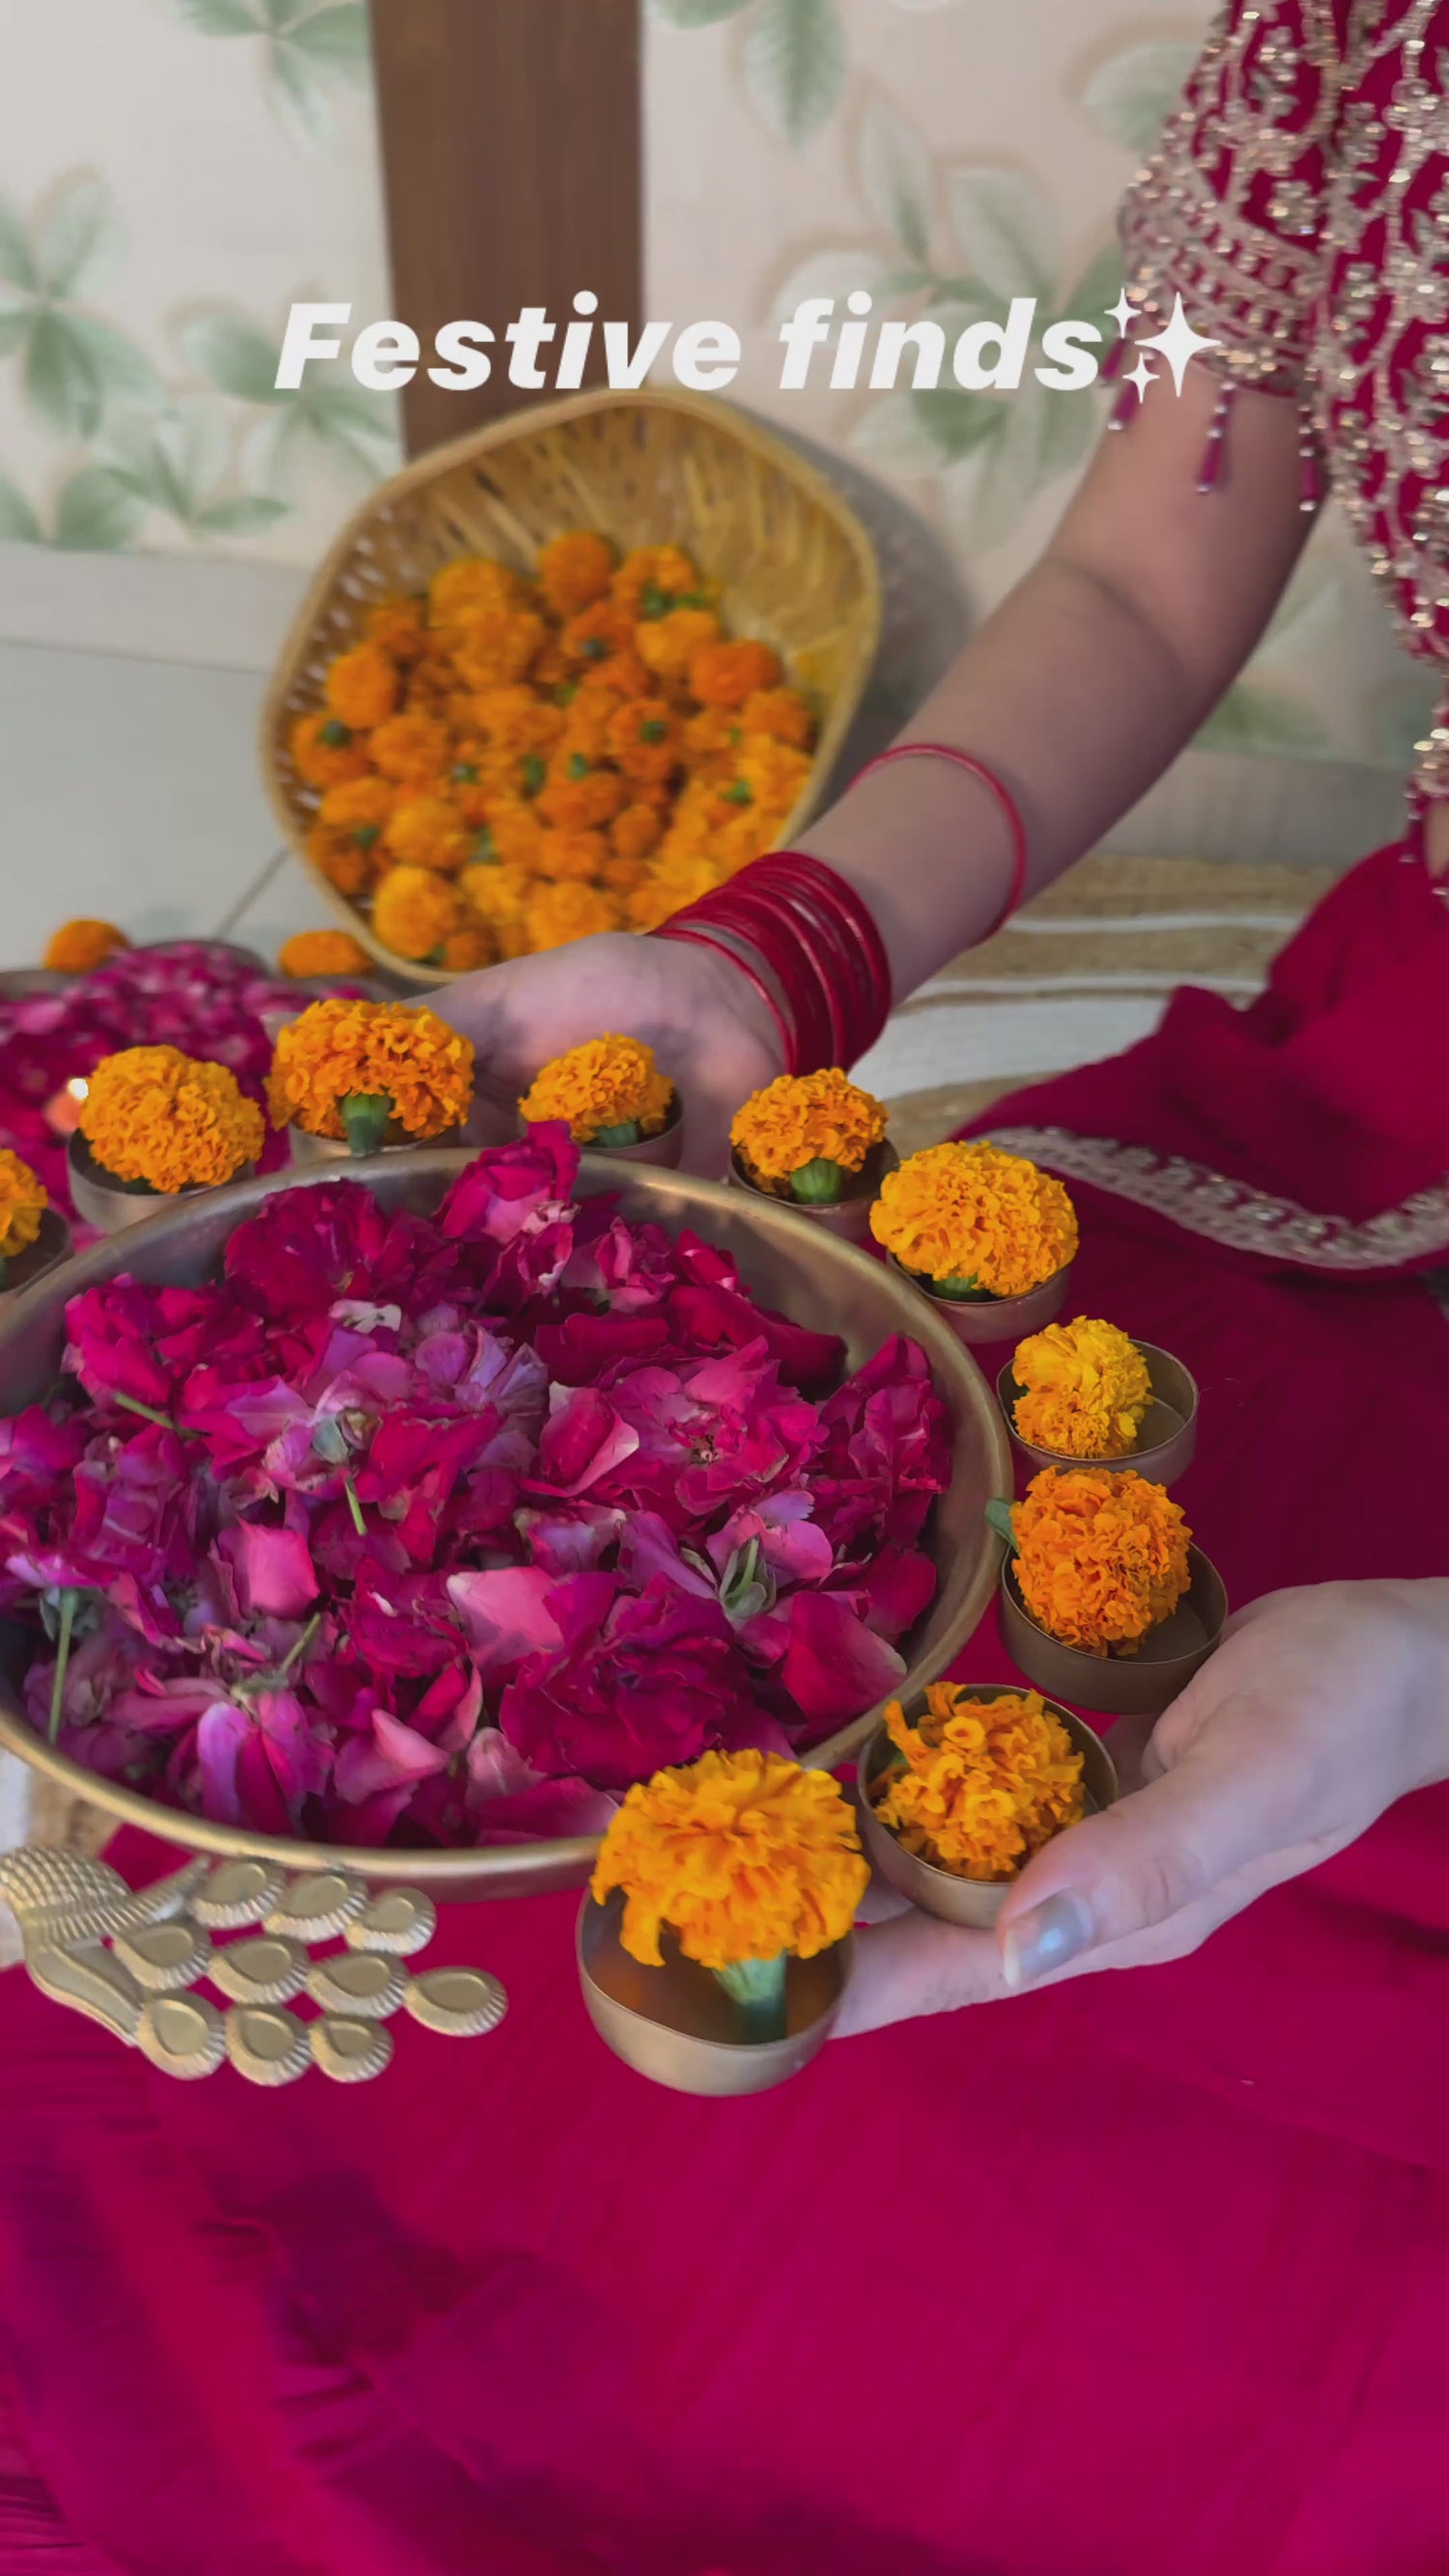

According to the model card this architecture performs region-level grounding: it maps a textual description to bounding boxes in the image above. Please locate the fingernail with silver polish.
[1001,1890,1096,1989]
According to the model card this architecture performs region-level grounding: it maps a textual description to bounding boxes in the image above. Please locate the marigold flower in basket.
[78,1046,264,1194]
[590,1749,869,2040]
[873,1683,1085,1881]
[268,996,473,1155]
[869,1141,1078,1300]
[276,929,373,981]
[1005,1466,1192,1656]
[518,1034,674,1148]
[373,864,464,963]
[730,1069,887,1205]
[1011,1316,1151,1459]
[0,1148,46,1280]
[43,920,128,975]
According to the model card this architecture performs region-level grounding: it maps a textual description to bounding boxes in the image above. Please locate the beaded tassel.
[1195,384,1235,493]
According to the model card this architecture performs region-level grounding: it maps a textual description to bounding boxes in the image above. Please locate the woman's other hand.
[835,1578,1449,2036]
[444,932,784,1175]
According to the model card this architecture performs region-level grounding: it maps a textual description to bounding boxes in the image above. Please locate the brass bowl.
[68,1132,255,1236]
[728,1140,898,1247]
[997,1342,1200,1487]
[856,1688,1118,1928]
[888,1254,1072,1347]
[1000,1547,1227,1718]
[0,1148,1010,1900]
[577,1891,851,2095]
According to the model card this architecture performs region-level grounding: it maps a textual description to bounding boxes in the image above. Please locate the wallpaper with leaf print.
[0,0,399,567]
[645,0,1436,773]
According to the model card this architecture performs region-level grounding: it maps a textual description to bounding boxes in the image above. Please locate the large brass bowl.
[0,1152,1009,1899]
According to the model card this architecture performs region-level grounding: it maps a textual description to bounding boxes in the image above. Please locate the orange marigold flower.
[874,1685,1085,1881]
[519,1033,673,1144]
[532,634,573,693]
[1011,1317,1152,1460]
[560,598,638,667]
[306,824,373,899]
[602,853,646,893]
[522,880,622,951]
[290,709,371,789]
[1010,1467,1192,1656]
[740,686,814,750]
[537,530,615,618]
[534,828,608,884]
[325,640,399,731]
[370,712,453,787]
[429,557,530,628]
[276,929,373,981]
[317,776,395,847]
[535,759,627,832]
[636,606,721,686]
[591,1749,868,1971]
[625,852,724,930]
[372,865,463,963]
[80,1046,264,1193]
[364,594,427,661]
[689,638,783,708]
[730,1069,887,1190]
[451,609,547,692]
[439,923,494,973]
[268,998,473,1144]
[606,695,681,788]
[680,706,742,779]
[477,800,546,872]
[43,919,128,974]
[611,544,702,619]
[470,687,565,759]
[383,795,472,875]
[461,863,531,961]
[869,1142,1078,1298]
[611,802,664,863]
[0,1149,47,1261]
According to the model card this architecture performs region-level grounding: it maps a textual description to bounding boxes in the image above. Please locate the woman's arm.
[796,362,1316,995]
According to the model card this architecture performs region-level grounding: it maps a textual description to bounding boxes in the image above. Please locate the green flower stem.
[114,1394,200,1439]
[343,1474,366,1537]
[789,1158,842,1205]
[984,1497,1019,1552]
[712,1952,789,2043]
[592,1120,641,1149]
[340,1093,393,1158]
[932,1274,991,1301]
[277,1611,323,1680]
[47,1588,79,1745]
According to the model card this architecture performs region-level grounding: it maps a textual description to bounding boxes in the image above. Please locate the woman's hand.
[835,1577,1449,2037]
[445,933,783,1175]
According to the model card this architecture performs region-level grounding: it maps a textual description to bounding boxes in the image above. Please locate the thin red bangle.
[854,741,1029,938]
[655,851,893,1071]
[659,921,794,1071]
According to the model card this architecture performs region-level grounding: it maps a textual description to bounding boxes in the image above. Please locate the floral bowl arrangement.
[0,1140,1009,1901]
[996,1316,1199,1486]
[518,1034,683,1168]
[728,1068,895,1245]
[870,1141,1076,1345]
[856,1681,1116,1929]
[994,1466,1226,1718]
[69,1047,265,1234]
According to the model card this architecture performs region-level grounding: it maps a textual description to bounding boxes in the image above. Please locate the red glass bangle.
[653,848,894,1073]
[657,921,793,1073]
[854,741,1029,938]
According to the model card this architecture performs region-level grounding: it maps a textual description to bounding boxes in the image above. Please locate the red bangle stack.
[653,850,892,1076]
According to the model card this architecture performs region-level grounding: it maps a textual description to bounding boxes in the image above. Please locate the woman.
[2,7,1448,2569]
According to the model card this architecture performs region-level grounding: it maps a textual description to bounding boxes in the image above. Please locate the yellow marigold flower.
[80,1047,263,1194]
[591,1749,868,1971]
[537,531,615,618]
[290,710,371,790]
[611,802,663,863]
[606,695,681,789]
[324,640,399,731]
[523,880,622,951]
[689,638,782,709]
[625,852,724,930]
[730,1069,887,1194]
[372,865,463,963]
[369,711,453,787]
[43,919,128,974]
[869,1142,1078,1298]
[0,1149,47,1261]
[611,544,702,621]
[451,609,547,693]
[740,687,814,751]
[636,606,721,685]
[268,997,473,1145]
[1012,1317,1152,1459]
[477,801,546,873]
[1010,1467,1192,1656]
[709,808,772,872]
[519,1034,673,1145]
[317,776,394,849]
[534,828,608,884]
[875,1685,1085,1882]
[535,759,627,833]
[737,735,811,823]
[276,929,373,981]
[429,557,529,628]
[462,863,531,961]
[383,794,472,875]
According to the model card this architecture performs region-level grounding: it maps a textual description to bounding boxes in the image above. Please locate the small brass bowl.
[287,1121,464,1168]
[581,1092,685,1171]
[998,1342,1200,1487]
[888,1255,1072,1347]
[728,1140,897,1246]
[68,1132,255,1235]
[577,1891,851,2095]
[857,1688,1119,1927]
[0,1209,71,1305]
[1000,1547,1228,1718]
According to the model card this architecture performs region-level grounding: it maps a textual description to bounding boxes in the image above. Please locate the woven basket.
[260,389,882,988]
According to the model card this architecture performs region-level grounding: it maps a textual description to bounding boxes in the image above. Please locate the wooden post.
[368,0,643,457]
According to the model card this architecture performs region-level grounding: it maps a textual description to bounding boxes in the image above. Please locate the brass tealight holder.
[68,1132,255,1236]
[576,1890,851,2096]
[1000,1547,1228,1719]
[997,1342,1200,1487]
[0,1209,71,1304]
[888,1254,1072,1347]
[856,1685,1119,1928]
[729,1139,897,1247]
